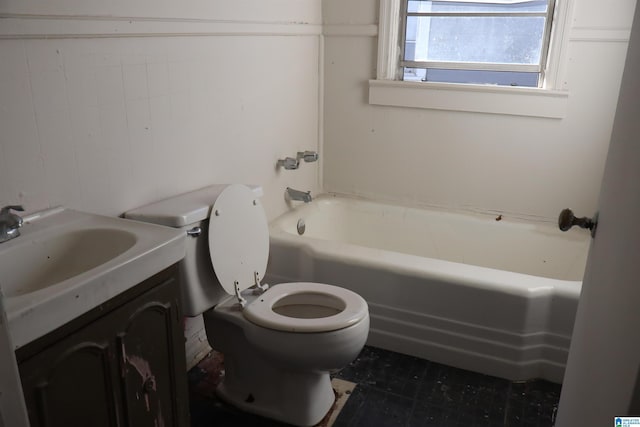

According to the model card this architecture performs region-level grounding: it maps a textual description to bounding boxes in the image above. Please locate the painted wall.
[0,0,322,221]
[2,0,634,229]
[322,0,636,222]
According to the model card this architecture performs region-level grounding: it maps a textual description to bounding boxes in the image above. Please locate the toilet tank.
[125,184,264,316]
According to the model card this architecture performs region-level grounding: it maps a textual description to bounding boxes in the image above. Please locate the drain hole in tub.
[297,219,306,235]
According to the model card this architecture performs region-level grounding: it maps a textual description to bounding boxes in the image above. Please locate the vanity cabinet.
[16,265,190,427]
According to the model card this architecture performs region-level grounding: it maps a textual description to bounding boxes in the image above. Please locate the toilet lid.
[208,184,269,295]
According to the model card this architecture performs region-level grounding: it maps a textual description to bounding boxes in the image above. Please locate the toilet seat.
[243,282,368,333]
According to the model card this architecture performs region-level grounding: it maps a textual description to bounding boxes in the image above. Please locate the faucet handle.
[1,205,24,215]
[297,151,318,163]
[277,157,299,170]
[0,205,24,242]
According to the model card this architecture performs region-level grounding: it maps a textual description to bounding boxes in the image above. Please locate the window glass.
[404,16,545,64]
[402,0,554,87]
[407,0,548,14]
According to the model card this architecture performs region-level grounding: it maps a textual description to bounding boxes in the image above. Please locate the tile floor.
[188,346,561,427]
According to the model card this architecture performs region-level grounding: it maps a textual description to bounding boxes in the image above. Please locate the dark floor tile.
[343,385,414,427]
[336,346,430,400]
[410,390,506,427]
[335,346,386,385]
[414,361,512,424]
[332,383,371,427]
[505,380,561,427]
[409,402,460,427]
[189,346,561,427]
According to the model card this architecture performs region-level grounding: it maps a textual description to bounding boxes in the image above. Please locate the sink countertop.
[0,208,186,350]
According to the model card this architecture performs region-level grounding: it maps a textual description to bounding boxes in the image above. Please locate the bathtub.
[265,194,590,383]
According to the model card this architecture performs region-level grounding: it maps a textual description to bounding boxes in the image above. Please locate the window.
[370,0,571,118]
[401,0,556,87]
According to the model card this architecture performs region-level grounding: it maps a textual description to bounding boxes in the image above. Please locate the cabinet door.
[116,276,188,427]
[19,321,122,427]
[19,268,189,427]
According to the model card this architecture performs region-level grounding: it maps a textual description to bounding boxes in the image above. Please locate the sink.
[1,228,137,297]
[0,207,186,349]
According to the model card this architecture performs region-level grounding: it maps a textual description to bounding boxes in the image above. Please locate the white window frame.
[370,0,573,118]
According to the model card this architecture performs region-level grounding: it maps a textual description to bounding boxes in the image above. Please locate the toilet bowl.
[125,184,370,427]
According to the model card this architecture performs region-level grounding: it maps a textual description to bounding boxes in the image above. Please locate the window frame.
[371,0,573,118]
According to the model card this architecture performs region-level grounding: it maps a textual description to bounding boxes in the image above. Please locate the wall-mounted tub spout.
[286,188,312,203]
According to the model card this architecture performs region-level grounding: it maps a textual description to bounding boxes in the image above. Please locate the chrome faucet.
[0,205,24,243]
[277,151,319,170]
[296,151,318,163]
[277,157,299,170]
[286,188,312,203]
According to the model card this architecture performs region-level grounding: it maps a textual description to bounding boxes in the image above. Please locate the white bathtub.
[266,194,591,383]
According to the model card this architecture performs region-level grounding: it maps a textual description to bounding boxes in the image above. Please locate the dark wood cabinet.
[16,265,190,427]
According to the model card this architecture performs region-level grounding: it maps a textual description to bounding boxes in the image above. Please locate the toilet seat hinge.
[234,281,247,307]
[253,271,269,293]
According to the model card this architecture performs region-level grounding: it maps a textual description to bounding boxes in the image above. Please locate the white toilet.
[125,184,369,426]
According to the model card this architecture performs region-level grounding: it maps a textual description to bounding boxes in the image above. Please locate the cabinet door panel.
[20,340,120,427]
[113,274,188,427]
[118,302,179,427]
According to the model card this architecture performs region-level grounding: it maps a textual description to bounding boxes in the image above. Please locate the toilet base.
[203,287,368,426]
[215,348,335,426]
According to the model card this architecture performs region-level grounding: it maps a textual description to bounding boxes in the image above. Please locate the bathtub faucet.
[277,151,319,170]
[297,151,318,163]
[277,157,299,170]
[286,187,312,203]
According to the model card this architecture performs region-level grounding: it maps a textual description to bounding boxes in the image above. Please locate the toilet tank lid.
[124,184,264,227]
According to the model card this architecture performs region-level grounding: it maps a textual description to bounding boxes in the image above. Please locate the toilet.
[125,184,369,426]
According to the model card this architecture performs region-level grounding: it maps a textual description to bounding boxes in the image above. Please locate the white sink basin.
[0,207,186,349]
[2,228,137,297]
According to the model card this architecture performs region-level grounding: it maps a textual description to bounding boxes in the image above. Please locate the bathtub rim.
[269,222,582,302]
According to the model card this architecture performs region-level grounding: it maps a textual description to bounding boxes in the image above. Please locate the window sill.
[368,80,569,119]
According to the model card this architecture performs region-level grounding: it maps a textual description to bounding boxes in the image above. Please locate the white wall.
[322,0,636,222]
[0,0,320,22]
[0,0,322,221]
[3,0,633,236]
